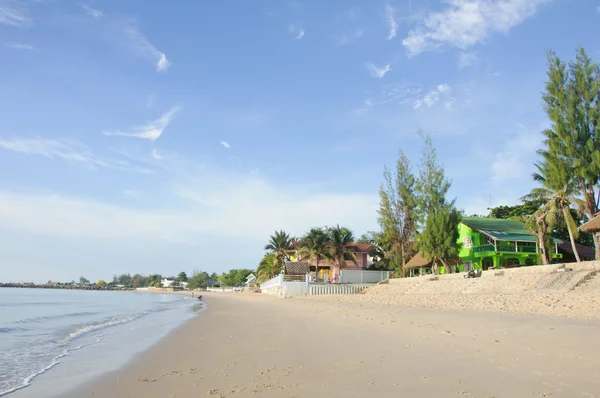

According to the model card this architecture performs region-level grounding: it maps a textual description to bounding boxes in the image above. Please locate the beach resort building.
[406,217,563,276]
[289,242,375,281]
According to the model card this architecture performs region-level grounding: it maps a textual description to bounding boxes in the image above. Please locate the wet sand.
[68,292,600,398]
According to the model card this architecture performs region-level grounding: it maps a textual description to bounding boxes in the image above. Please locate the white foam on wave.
[65,313,146,342]
[0,337,103,397]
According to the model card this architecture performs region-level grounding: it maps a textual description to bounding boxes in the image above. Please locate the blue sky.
[1,0,599,282]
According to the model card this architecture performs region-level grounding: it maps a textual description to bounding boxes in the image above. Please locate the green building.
[458,217,562,271]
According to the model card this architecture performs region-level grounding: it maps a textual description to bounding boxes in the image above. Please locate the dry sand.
[302,268,600,321]
[68,292,600,398]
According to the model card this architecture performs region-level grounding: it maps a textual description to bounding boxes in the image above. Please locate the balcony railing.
[472,244,538,254]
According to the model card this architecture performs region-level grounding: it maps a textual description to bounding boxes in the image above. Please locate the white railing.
[339,270,389,284]
[308,283,372,296]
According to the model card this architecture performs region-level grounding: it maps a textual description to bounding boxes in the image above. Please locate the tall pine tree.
[541,48,600,259]
[377,150,419,276]
[415,132,461,274]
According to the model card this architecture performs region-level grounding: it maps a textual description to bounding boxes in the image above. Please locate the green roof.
[461,217,560,243]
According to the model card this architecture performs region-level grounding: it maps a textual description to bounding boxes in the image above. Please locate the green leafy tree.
[147,274,162,287]
[415,133,461,274]
[176,272,188,282]
[117,273,133,285]
[219,269,254,286]
[297,227,332,282]
[96,280,106,286]
[187,271,210,290]
[132,274,147,288]
[210,272,219,282]
[378,150,419,275]
[264,230,294,274]
[541,48,600,259]
[327,225,357,282]
[79,277,90,285]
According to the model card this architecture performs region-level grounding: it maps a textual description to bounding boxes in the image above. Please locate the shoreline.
[67,292,600,398]
[5,290,203,398]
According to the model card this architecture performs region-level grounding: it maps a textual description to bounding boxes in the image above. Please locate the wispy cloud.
[0,137,152,173]
[6,43,38,51]
[0,0,32,27]
[81,4,103,18]
[385,5,398,40]
[103,107,179,141]
[457,51,479,68]
[597,6,600,15]
[413,84,452,109]
[119,20,170,72]
[220,141,230,149]
[289,24,305,39]
[365,63,391,79]
[334,28,364,46]
[402,0,550,56]
[151,149,163,160]
[490,123,543,184]
[123,189,141,198]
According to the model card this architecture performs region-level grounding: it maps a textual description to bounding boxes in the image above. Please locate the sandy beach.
[67,291,600,398]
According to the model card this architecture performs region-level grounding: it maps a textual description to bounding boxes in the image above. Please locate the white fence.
[259,271,389,298]
[339,270,389,284]
[309,284,371,296]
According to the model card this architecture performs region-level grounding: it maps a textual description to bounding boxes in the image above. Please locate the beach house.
[290,242,375,280]
[406,217,562,275]
[458,217,562,270]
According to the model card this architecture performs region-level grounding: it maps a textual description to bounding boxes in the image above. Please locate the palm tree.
[524,159,584,262]
[327,225,358,283]
[257,253,279,282]
[264,230,294,273]
[297,227,332,282]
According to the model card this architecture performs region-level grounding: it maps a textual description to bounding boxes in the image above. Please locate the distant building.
[161,278,188,289]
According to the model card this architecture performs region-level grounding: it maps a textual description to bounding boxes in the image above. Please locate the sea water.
[0,288,200,397]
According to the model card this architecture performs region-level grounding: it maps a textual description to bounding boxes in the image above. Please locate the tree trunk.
[536,216,550,265]
[562,206,581,262]
[594,232,600,261]
[315,259,319,283]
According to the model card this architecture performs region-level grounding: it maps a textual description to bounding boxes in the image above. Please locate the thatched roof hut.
[580,214,600,234]
[284,262,311,275]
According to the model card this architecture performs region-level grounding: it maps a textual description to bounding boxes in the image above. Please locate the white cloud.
[457,51,478,68]
[0,0,31,27]
[81,4,103,18]
[597,6,600,15]
[402,0,550,56]
[220,141,230,149]
[0,137,152,173]
[289,24,305,39]
[490,123,542,184]
[385,5,398,40]
[6,43,38,51]
[123,189,140,198]
[119,20,170,72]
[413,84,452,109]
[334,28,364,46]
[103,107,179,141]
[0,172,379,242]
[365,63,391,79]
[151,149,163,160]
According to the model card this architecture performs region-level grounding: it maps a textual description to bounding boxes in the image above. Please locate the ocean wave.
[0,337,103,397]
[64,313,146,342]
[15,311,99,324]
[0,327,28,334]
